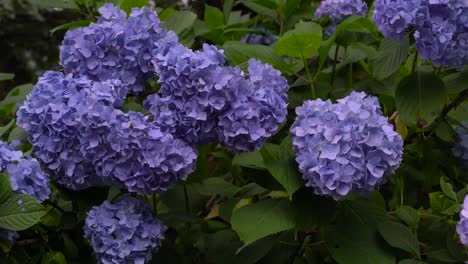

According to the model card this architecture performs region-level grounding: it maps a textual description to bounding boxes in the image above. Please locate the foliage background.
[0,0,467,263]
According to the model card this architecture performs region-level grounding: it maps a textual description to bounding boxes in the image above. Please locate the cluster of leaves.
[0,0,467,263]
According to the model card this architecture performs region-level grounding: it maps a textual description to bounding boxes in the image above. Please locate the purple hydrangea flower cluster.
[453,123,468,167]
[17,71,197,194]
[60,4,177,94]
[373,0,468,67]
[372,0,423,39]
[147,40,289,151]
[290,91,404,200]
[241,27,277,45]
[315,0,368,35]
[0,141,51,202]
[84,196,166,264]
[457,195,468,247]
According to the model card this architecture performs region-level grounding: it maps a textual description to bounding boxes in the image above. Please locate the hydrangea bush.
[0,0,467,263]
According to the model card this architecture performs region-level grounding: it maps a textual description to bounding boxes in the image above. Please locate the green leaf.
[234,183,268,199]
[29,0,78,9]
[395,206,420,229]
[119,0,148,15]
[0,175,13,205]
[191,177,240,197]
[223,0,235,22]
[0,119,15,138]
[204,5,224,29]
[162,11,197,35]
[0,84,33,117]
[275,21,322,58]
[443,68,468,94]
[325,193,395,264]
[429,192,458,215]
[232,150,266,170]
[263,159,302,199]
[371,36,410,80]
[399,260,424,264]
[378,221,420,257]
[395,72,447,128]
[440,178,457,201]
[0,73,14,81]
[8,127,28,143]
[41,251,67,264]
[231,198,295,247]
[0,194,48,231]
[239,0,277,20]
[50,20,91,35]
[223,41,301,74]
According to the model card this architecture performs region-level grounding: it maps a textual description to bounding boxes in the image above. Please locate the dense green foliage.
[0,0,467,263]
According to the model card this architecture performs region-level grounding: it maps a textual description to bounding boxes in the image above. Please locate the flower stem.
[331,44,340,87]
[302,54,316,99]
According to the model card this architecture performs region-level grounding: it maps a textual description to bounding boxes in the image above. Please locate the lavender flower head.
[413,1,468,67]
[0,141,50,202]
[18,71,197,194]
[290,91,403,200]
[453,122,468,167]
[241,27,277,45]
[372,0,423,39]
[373,0,468,67]
[315,0,368,35]
[457,195,468,247]
[84,196,166,264]
[60,4,177,93]
[147,40,289,151]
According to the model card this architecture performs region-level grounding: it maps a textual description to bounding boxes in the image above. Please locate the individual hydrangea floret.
[84,196,166,264]
[372,0,423,39]
[453,122,468,167]
[457,195,468,247]
[315,0,368,35]
[241,27,277,45]
[60,4,177,93]
[0,141,51,202]
[290,91,404,200]
[17,71,197,194]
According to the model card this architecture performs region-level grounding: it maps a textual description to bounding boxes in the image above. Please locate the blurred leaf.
[443,68,468,94]
[440,178,457,201]
[275,21,322,58]
[232,150,266,170]
[41,251,67,264]
[0,83,33,117]
[435,120,457,142]
[0,175,13,205]
[429,192,458,215]
[191,177,240,197]
[325,193,395,264]
[29,0,78,9]
[231,198,295,247]
[204,5,224,30]
[50,20,91,35]
[8,127,28,143]
[395,115,408,140]
[399,260,424,264]
[371,36,409,80]
[158,8,176,21]
[223,0,235,22]
[0,119,15,138]
[395,206,420,229]
[234,183,268,199]
[0,73,14,81]
[378,221,420,257]
[162,11,197,35]
[223,41,301,74]
[119,0,148,15]
[395,72,446,128]
[239,0,277,20]
[0,194,48,231]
